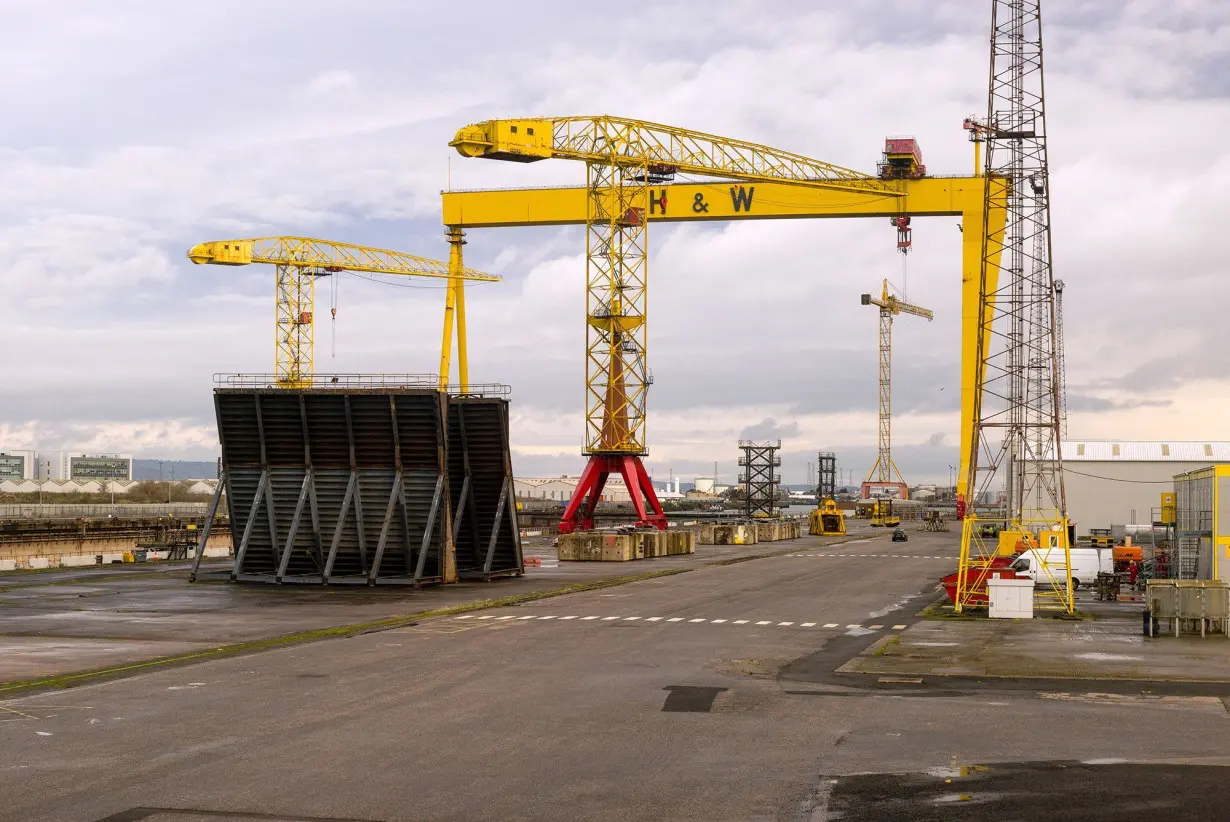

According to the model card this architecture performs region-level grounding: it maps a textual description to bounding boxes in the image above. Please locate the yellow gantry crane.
[450,116,900,533]
[860,280,933,500]
[187,237,499,388]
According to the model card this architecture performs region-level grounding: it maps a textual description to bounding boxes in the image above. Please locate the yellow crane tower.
[450,116,899,533]
[860,280,933,500]
[187,237,499,388]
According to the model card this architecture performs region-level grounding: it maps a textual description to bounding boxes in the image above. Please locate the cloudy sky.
[3,1,1228,487]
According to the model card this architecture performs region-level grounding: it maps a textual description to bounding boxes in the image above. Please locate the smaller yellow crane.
[187,237,500,388]
[860,280,933,499]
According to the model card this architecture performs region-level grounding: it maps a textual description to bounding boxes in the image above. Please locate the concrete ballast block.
[558,530,695,562]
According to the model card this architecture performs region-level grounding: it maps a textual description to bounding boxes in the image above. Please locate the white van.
[1009,547,1111,590]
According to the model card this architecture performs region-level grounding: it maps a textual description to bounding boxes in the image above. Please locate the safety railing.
[214,373,510,397]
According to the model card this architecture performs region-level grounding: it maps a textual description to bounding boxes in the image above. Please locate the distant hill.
[133,459,218,481]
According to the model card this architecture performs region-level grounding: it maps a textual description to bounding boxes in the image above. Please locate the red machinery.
[558,455,667,534]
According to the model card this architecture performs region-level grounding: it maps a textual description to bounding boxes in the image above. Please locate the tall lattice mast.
[957,0,1071,613]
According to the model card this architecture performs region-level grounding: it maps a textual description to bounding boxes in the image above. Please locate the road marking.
[892,624,907,630]
[452,614,890,631]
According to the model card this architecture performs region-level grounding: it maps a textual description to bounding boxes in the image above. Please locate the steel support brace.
[323,474,355,582]
[451,477,470,543]
[559,454,666,533]
[369,473,403,583]
[306,475,324,569]
[483,480,510,574]
[232,470,269,579]
[189,474,226,582]
[415,475,445,581]
[276,473,312,582]
[507,476,525,571]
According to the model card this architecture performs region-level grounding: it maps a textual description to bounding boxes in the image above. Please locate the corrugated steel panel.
[215,388,451,586]
[1056,441,1230,462]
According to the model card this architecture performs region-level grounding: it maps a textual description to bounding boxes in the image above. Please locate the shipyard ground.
[6,525,1230,820]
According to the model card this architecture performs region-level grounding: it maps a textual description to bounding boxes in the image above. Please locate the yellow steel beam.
[451,116,897,195]
[442,175,1006,497]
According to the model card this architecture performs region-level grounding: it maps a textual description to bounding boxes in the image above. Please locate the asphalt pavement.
[6,524,1230,821]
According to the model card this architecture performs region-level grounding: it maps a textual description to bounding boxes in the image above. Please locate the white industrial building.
[1041,441,1230,533]
[36,452,133,481]
[513,476,632,504]
[0,449,37,480]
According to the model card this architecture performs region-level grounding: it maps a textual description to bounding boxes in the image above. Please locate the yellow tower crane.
[860,280,933,501]
[187,237,499,388]
[450,116,899,533]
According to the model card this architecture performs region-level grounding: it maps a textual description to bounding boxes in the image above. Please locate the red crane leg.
[558,455,668,534]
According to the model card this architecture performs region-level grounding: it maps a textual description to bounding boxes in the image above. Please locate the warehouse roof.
[1058,441,1230,462]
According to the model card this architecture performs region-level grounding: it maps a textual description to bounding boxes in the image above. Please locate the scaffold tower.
[817,452,837,500]
[739,440,781,518]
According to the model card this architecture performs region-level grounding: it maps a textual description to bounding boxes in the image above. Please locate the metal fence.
[214,373,511,397]
[0,503,214,520]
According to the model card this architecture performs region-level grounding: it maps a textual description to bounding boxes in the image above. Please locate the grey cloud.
[739,418,801,441]
[923,432,946,447]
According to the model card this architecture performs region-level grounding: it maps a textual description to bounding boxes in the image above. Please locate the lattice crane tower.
[957,0,1072,614]
[860,281,933,499]
[451,117,895,533]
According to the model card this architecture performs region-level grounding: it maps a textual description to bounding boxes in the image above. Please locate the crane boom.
[188,236,500,388]
[187,237,499,283]
[451,116,900,195]
[862,291,935,320]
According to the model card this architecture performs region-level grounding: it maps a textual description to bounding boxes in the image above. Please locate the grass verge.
[0,567,688,697]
